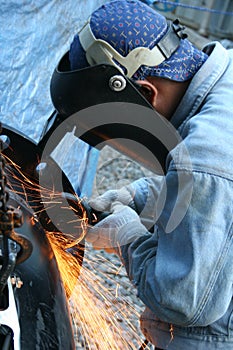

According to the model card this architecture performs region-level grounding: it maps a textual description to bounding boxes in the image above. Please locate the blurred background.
[145,0,233,41]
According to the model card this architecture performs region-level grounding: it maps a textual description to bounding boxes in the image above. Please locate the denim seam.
[167,167,233,184]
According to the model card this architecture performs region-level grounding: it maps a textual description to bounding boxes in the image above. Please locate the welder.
[51,1,233,349]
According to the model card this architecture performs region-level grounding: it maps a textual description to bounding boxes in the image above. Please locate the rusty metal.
[0,124,33,294]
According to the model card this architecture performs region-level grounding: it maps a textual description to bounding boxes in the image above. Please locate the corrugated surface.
[145,0,233,40]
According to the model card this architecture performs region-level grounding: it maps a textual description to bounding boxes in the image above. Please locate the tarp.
[0,0,107,197]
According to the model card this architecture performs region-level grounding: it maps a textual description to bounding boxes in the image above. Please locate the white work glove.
[88,187,136,212]
[89,176,165,231]
[86,201,147,251]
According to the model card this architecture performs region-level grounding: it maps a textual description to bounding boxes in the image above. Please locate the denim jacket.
[118,42,233,349]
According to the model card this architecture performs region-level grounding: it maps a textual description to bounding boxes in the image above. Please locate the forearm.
[115,171,233,327]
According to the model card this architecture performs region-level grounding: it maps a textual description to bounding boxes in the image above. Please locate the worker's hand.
[88,187,136,212]
[89,176,165,232]
[86,201,147,251]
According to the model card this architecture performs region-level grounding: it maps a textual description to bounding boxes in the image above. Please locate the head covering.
[69,0,208,82]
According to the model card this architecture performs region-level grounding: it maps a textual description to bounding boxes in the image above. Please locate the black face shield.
[50,51,153,115]
[42,53,181,174]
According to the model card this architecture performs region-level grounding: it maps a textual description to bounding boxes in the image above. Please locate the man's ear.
[137,79,158,107]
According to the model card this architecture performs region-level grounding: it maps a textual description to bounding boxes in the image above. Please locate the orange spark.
[5,155,149,349]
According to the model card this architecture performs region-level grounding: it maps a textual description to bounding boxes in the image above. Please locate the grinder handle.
[81,200,110,226]
[62,192,111,226]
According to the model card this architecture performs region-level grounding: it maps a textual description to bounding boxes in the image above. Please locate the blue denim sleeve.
[119,170,233,327]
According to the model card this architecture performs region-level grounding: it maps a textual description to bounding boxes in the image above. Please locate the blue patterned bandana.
[69,0,208,82]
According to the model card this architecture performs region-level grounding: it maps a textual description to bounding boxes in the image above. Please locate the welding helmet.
[48,0,206,173]
[50,0,201,117]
